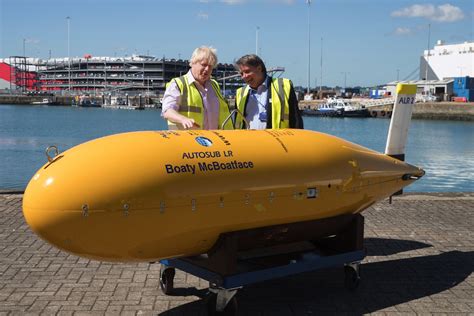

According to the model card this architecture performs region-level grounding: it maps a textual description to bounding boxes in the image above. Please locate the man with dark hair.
[234,54,303,129]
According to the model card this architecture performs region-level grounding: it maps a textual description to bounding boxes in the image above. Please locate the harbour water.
[1,104,473,192]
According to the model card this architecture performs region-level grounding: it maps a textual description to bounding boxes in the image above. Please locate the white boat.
[302,98,370,117]
[303,98,344,116]
[325,98,370,117]
[318,102,341,115]
[31,98,51,105]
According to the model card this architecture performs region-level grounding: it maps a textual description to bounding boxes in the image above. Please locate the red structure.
[0,59,38,91]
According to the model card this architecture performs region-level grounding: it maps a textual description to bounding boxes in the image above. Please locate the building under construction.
[0,54,241,96]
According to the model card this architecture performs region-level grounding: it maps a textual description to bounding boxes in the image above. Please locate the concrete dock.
[1,193,473,315]
[299,101,474,121]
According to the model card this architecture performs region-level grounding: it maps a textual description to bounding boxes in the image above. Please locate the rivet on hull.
[160,201,165,214]
[82,204,89,217]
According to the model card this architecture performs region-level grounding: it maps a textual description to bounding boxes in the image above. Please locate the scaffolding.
[35,56,239,96]
[8,56,39,93]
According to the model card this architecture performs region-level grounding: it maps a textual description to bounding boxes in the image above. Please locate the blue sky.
[1,0,472,87]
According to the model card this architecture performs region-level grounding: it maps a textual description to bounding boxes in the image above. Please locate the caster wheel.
[160,267,175,295]
[206,293,238,316]
[344,265,360,291]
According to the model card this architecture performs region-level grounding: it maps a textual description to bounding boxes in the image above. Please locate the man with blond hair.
[162,46,233,130]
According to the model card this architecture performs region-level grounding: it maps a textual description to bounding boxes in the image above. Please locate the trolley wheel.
[206,293,238,316]
[159,267,175,295]
[344,264,360,291]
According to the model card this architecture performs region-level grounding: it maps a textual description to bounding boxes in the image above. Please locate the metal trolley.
[159,214,365,315]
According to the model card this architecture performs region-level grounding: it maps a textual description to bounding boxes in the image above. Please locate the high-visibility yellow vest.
[167,76,233,130]
[235,78,291,129]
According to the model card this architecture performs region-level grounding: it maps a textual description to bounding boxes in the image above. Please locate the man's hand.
[163,108,201,129]
[180,117,197,129]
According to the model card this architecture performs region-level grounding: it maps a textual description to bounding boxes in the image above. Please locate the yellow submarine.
[22,84,424,262]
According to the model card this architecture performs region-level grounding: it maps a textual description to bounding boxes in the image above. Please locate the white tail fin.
[385,83,417,161]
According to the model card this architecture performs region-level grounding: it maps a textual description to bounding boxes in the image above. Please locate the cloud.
[25,38,40,45]
[268,0,296,4]
[391,3,464,22]
[23,37,41,45]
[197,11,209,20]
[219,0,296,4]
[220,0,246,4]
[393,27,413,36]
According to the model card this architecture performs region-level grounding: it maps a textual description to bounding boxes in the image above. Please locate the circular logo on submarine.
[195,136,213,147]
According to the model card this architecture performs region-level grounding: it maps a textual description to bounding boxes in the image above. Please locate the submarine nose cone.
[22,167,73,249]
[21,133,166,262]
[21,143,111,258]
[22,165,113,260]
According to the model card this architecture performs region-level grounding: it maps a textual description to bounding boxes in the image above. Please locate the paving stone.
[1,193,473,315]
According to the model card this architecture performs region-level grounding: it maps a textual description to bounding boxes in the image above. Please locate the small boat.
[322,98,370,118]
[78,95,101,108]
[301,109,320,116]
[302,106,339,117]
[31,98,52,105]
[301,98,370,118]
[318,102,342,116]
[337,102,371,118]
[301,100,342,117]
[79,99,101,108]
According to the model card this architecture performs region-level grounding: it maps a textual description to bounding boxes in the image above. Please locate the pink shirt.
[162,71,220,130]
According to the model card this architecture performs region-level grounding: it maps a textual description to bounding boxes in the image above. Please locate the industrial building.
[420,40,473,80]
[0,55,241,96]
[384,40,474,102]
[385,79,454,101]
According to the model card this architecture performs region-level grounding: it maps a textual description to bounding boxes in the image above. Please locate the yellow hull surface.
[22,129,424,262]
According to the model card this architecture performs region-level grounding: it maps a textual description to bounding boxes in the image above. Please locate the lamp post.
[425,23,431,81]
[223,70,226,97]
[66,16,71,92]
[425,23,431,96]
[397,69,400,81]
[22,38,27,92]
[255,26,260,55]
[341,72,350,90]
[306,0,311,94]
[320,37,323,98]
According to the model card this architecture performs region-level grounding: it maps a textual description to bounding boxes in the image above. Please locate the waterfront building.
[0,57,39,91]
[420,40,474,80]
[0,55,241,96]
[381,40,474,102]
[385,79,454,101]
